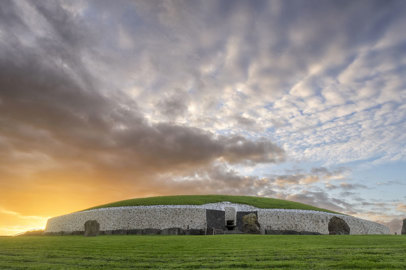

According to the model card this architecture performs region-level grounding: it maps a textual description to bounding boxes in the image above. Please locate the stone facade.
[224,207,236,222]
[46,207,207,233]
[257,209,389,235]
[45,202,390,235]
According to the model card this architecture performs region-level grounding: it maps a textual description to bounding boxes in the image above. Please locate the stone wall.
[257,210,390,235]
[45,203,390,235]
[224,207,236,222]
[46,207,207,233]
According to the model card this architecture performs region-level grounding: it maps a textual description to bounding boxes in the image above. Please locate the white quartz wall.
[225,207,236,222]
[46,207,207,233]
[257,210,390,235]
[45,203,390,235]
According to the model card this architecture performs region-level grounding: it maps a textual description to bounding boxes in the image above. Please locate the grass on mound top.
[83,195,340,214]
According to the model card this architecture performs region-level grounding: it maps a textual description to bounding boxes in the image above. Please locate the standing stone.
[328,216,350,235]
[242,213,260,234]
[402,219,406,235]
[206,209,225,234]
[84,220,100,237]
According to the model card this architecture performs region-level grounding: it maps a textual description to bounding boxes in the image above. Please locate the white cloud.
[1,0,405,234]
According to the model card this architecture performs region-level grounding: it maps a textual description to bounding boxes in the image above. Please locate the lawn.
[84,194,339,214]
[0,235,405,269]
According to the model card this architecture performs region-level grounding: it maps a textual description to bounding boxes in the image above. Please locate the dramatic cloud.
[0,0,286,234]
[0,0,285,174]
[0,0,405,235]
[152,165,352,204]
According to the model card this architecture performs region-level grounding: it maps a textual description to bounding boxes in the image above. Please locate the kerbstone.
[242,213,260,234]
[328,216,350,235]
[236,211,257,232]
[84,220,100,237]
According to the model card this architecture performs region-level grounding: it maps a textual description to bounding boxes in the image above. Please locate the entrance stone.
[242,213,260,234]
[236,211,257,232]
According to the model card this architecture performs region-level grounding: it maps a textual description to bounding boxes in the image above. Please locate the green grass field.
[84,195,339,214]
[0,235,405,269]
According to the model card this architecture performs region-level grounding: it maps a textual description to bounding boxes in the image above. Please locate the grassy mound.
[84,195,339,214]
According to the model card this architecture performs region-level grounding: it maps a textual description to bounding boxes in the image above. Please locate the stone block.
[242,213,260,234]
[126,229,143,235]
[328,216,350,235]
[84,220,100,237]
[265,229,321,235]
[185,229,205,235]
[206,209,225,233]
[236,211,257,231]
[142,228,161,235]
[111,229,127,235]
[161,228,185,235]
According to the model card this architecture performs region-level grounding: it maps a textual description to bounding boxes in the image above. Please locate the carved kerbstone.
[84,220,100,237]
[242,213,261,234]
[328,216,350,235]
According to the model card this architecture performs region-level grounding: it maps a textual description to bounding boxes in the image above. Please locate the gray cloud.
[157,90,190,120]
[339,191,357,197]
[0,0,284,195]
[233,115,257,128]
[325,182,368,191]
[151,165,354,208]
[0,0,405,231]
[153,164,276,197]
[376,180,406,186]
[26,0,404,169]
[285,191,351,213]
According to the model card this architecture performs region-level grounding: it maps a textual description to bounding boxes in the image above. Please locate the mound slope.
[84,195,339,213]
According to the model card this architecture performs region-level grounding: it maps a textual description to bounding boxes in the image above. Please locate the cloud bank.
[0,0,405,234]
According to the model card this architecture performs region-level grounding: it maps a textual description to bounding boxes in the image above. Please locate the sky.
[0,0,405,236]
